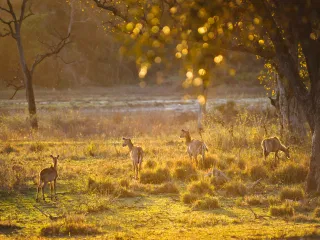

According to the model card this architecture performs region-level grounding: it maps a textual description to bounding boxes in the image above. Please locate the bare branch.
[0,28,10,37]
[0,5,10,14]
[6,0,17,22]
[31,34,71,74]
[93,0,128,21]
[4,78,25,100]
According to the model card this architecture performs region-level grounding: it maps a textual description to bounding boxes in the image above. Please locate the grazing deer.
[180,129,208,166]
[122,138,143,179]
[36,155,59,201]
[261,137,290,161]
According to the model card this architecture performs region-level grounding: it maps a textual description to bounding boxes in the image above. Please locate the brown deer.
[36,155,59,201]
[261,137,290,161]
[122,138,143,179]
[180,129,208,166]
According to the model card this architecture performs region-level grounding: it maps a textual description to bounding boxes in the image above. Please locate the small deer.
[261,137,290,161]
[122,138,143,179]
[36,155,59,201]
[180,129,208,166]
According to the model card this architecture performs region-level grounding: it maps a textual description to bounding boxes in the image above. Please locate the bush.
[145,160,157,169]
[269,202,294,217]
[272,161,308,184]
[249,165,268,181]
[245,195,264,206]
[151,182,179,194]
[198,155,218,170]
[291,214,316,223]
[181,192,199,204]
[1,144,17,154]
[237,159,246,170]
[140,167,171,184]
[87,177,116,195]
[192,196,220,210]
[29,142,45,152]
[280,186,305,201]
[187,179,214,196]
[84,142,98,157]
[267,196,280,206]
[41,215,100,236]
[313,207,320,218]
[117,187,138,198]
[173,161,197,181]
[225,180,247,197]
[119,178,130,188]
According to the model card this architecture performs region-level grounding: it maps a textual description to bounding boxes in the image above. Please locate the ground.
[0,87,319,239]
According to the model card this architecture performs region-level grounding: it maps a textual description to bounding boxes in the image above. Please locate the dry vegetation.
[0,97,319,239]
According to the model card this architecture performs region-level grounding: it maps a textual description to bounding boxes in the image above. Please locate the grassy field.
[0,88,319,239]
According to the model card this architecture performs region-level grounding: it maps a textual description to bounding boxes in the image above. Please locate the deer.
[122,138,143,179]
[180,129,208,167]
[36,155,59,201]
[261,136,290,161]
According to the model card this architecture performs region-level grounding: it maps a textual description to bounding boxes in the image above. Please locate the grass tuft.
[313,207,320,218]
[192,196,220,210]
[87,177,116,195]
[181,192,200,204]
[151,182,179,194]
[187,179,214,196]
[269,202,294,217]
[140,167,171,184]
[249,165,268,180]
[280,186,305,201]
[272,161,308,184]
[225,180,247,197]
[173,161,198,181]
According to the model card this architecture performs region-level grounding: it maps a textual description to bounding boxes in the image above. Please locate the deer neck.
[53,161,57,170]
[127,141,134,151]
[185,135,192,145]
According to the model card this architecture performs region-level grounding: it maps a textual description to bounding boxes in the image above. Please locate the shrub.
[173,161,197,181]
[249,165,268,181]
[225,180,247,197]
[119,178,130,188]
[187,179,214,196]
[272,161,308,184]
[140,167,171,184]
[313,207,320,218]
[245,195,264,206]
[145,160,157,169]
[151,182,179,194]
[267,196,281,206]
[1,144,17,154]
[41,215,100,236]
[87,177,116,195]
[181,192,199,204]
[198,155,218,170]
[269,202,294,217]
[117,187,138,198]
[29,142,45,152]
[237,159,246,170]
[192,196,220,210]
[84,142,98,157]
[291,214,316,223]
[280,186,305,201]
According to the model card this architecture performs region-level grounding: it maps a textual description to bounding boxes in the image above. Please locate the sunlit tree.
[92,0,320,192]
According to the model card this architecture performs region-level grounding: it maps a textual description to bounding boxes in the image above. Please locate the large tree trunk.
[269,74,307,141]
[197,85,208,132]
[16,32,38,129]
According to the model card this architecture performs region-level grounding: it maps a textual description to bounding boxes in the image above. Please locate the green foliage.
[269,202,294,217]
[192,196,220,210]
[272,161,308,184]
[140,167,171,184]
[280,186,305,201]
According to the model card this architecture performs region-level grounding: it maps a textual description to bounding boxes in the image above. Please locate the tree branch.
[31,34,71,74]
[93,0,128,21]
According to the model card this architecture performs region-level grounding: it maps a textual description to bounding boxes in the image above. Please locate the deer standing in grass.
[261,137,290,161]
[122,138,143,179]
[180,129,208,166]
[36,155,59,201]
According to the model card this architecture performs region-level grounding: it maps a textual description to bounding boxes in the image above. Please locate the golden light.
[203,43,209,48]
[258,39,265,45]
[162,26,171,35]
[197,95,206,105]
[253,18,260,25]
[154,57,162,63]
[198,8,207,18]
[198,27,207,34]
[217,28,224,35]
[208,17,215,24]
[139,81,146,88]
[175,52,182,58]
[202,35,209,41]
[139,66,148,78]
[152,40,161,48]
[198,69,206,76]
[136,23,143,30]
[182,79,192,88]
[176,44,183,52]
[227,22,233,30]
[238,22,243,27]
[133,27,140,35]
[151,26,160,34]
[248,34,254,41]
[170,7,177,14]
[208,32,215,39]
[229,68,236,76]
[214,55,223,64]
[310,32,317,40]
[186,71,193,79]
[181,48,188,55]
[193,77,203,86]
[126,22,134,32]
[151,18,160,26]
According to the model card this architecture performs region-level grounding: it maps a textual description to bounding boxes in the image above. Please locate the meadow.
[0,87,319,239]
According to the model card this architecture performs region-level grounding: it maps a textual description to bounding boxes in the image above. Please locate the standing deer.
[36,155,59,201]
[180,129,208,166]
[261,137,290,161]
[122,138,143,179]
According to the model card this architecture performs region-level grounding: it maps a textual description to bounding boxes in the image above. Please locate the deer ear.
[122,137,126,140]
[287,147,290,150]
[50,155,53,158]
[57,155,60,158]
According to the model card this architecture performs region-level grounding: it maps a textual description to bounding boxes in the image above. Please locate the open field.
[0,87,319,239]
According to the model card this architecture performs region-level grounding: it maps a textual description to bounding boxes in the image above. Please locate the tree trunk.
[269,74,307,141]
[306,109,320,192]
[197,85,208,132]
[16,32,38,129]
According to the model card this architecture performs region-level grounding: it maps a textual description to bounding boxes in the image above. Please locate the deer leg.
[36,180,42,201]
[54,179,57,199]
[42,182,47,201]
[50,182,53,200]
